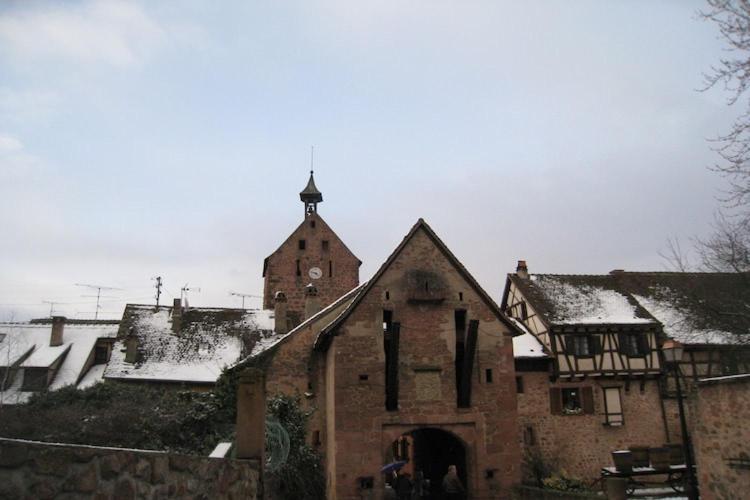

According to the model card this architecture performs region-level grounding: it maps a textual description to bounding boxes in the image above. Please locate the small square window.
[523,425,536,446]
[298,239,306,250]
[310,220,316,228]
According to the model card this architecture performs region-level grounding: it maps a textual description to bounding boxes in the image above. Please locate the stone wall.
[516,372,668,481]
[0,437,259,499]
[691,374,750,500]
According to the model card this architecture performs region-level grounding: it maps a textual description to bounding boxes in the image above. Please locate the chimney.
[125,327,138,363]
[50,316,66,346]
[304,283,321,320]
[274,291,288,335]
[516,260,529,279]
[172,298,182,333]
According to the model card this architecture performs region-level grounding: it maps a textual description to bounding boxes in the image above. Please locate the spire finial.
[300,148,322,216]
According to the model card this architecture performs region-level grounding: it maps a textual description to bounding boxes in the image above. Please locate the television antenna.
[229,291,262,309]
[75,283,122,320]
[181,284,200,308]
[42,300,70,316]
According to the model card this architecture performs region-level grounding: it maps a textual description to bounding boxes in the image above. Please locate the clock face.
[309,267,322,280]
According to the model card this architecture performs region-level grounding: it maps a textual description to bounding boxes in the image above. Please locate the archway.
[386,427,467,500]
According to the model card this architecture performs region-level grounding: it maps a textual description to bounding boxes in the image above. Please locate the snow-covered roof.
[508,318,548,358]
[511,271,750,345]
[522,275,655,325]
[77,364,106,389]
[633,292,746,345]
[105,304,275,384]
[21,343,69,368]
[0,320,119,404]
[0,324,50,367]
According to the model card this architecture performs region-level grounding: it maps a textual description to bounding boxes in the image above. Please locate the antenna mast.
[152,276,163,308]
[74,283,122,320]
[42,300,69,316]
[181,284,200,308]
[229,291,262,309]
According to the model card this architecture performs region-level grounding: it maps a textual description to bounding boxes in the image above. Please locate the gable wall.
[328,228,521,499]
[263,213,359,325]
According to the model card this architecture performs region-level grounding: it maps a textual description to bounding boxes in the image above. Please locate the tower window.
[485,368,493,383]
[296,260,301,276]
[322,240,329,251]
[298,239,306,250]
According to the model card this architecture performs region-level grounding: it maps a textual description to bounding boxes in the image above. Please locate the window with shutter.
[549,388,562,415]
[566,335,594,357]
[581,386,595,414]
[591,336,602,354]
[620,333,649,357]
[562,388,583,415]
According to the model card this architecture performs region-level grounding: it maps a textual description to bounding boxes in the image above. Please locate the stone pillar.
[304,283,320,320]
[50,316,66,347]
[274,291,288,335]
[172,298,182,333]
[235,368,266,463]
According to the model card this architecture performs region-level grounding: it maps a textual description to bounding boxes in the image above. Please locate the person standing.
[442,465,465,500]
[395,471,413,500]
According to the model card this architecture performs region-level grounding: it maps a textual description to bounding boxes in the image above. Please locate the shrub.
[542,472,588,492]
[265,395,325,500]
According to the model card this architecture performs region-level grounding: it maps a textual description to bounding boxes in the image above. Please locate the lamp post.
[662,339,699,500]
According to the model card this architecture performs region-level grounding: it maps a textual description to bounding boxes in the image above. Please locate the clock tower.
[262,170,361,327]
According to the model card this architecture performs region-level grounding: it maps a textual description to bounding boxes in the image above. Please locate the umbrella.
[380,460,408,474]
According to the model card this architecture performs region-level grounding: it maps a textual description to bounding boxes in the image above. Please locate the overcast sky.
[0,0,739,320]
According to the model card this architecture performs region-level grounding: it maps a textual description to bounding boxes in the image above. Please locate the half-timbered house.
[502,263,750,480]
[502,262,669,480]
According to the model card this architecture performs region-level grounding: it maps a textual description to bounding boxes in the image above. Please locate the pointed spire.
[300,170,323,215]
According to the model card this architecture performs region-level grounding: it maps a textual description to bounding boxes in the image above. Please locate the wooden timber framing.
[502,276,662,379]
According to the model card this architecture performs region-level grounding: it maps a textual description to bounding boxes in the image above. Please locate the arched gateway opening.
[386,428,467,500]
